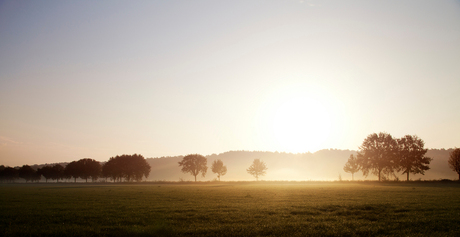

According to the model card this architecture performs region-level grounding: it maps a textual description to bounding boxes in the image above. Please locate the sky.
[1,0,460,167]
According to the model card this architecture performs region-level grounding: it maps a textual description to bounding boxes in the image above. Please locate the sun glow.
[271,95,332,153]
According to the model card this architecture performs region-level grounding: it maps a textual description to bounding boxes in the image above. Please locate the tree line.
[0,154,151,183]
[343,132,460,181]
[2,133,460,183]
[0,153,267,183]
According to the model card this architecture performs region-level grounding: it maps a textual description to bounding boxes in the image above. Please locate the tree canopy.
[18,165,37,182]
[77,158,101,182]
[102,154,151,182]
[343,154,359,181]
[448,148,460,180]
[247,159,267,181]
[397,135,432,181]
[211,159,227,181]
[357,132,399,181]
[178,154,207,182]
[64,161,82,182]
[0,166,19,182]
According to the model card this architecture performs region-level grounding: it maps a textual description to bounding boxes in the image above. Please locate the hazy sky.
[1,0,459,167]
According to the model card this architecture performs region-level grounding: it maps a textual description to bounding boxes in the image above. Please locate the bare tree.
[178,154,208,182]
[343,154,359,181]
[397,135,432,181]
[357,132,399,181]
[247,159,267,181]
[448,148,460,180]
[211,159,227,181]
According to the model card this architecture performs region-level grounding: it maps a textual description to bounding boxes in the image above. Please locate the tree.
[102,158,119,182]
[357,132,399,181]
[178,154,207,182]
[37,166,53,183]
[64,161,82,183]
[211,159,227,181]
[0,167,19,183]
[121,154,151,182]
[397,135,432,181]
[247,159,267,181]
[448,148,460,180]
[50,164,65,182]
[78,158,101,182]
[343,154,359,181]
[18,165,37,182]
[102,154,151,182]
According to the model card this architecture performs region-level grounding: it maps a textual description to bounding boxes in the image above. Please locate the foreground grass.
[1,181,460,236]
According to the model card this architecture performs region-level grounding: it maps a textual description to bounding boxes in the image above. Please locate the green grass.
[1,181,460,236]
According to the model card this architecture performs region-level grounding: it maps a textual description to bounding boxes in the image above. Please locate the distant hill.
[146,149,458,181]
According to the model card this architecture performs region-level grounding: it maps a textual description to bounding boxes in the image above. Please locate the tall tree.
[211,159,227,181]
[397,135,432,181]
[122,154,151,182]
[0,167,19,183]
[448,148,460,180]
[78,158,101,182]
[64,161,83,183]
[178,154,208,182]
[50,164,65,182]
[102,158,119,182]
[18,165,37,182]
[343,154,359,181]
[102,154,151,182]
[357,132,399,181]
[247,159,267,181]
[37,166,53,183]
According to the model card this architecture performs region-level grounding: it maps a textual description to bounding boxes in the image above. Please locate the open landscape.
[1,1,460,236]
[2,181,460,236]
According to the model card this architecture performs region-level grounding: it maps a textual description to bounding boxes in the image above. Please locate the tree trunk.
[85,177,88,183]
[194,175,197,182]
[407,172,410,181]
[352,173,354,181]
[378,170,381,181]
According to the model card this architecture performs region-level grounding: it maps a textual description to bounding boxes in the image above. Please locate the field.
[1,181,460,236]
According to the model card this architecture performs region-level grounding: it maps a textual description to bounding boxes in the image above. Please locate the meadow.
[1,181,460,236]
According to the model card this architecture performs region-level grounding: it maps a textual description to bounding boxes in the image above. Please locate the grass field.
[1,181,460,236]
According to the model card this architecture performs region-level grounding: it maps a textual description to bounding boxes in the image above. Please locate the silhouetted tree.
[37,166,53,182]
[343,154,359,181]
[0,166,19,183]
[397,135,432,181]
[50,164,65,182]
[78,158,101,182]
[357,132,398,181]
[18,165,36,182]
[448,148,460,180]
[211,159,227,181]
[64,161,82,183]
[178,154,207,182]
[102,158,119,182]
[102,154,151,182]
[247,159,267,181]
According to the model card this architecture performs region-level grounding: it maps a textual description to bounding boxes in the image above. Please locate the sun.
[271,95,332,153]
